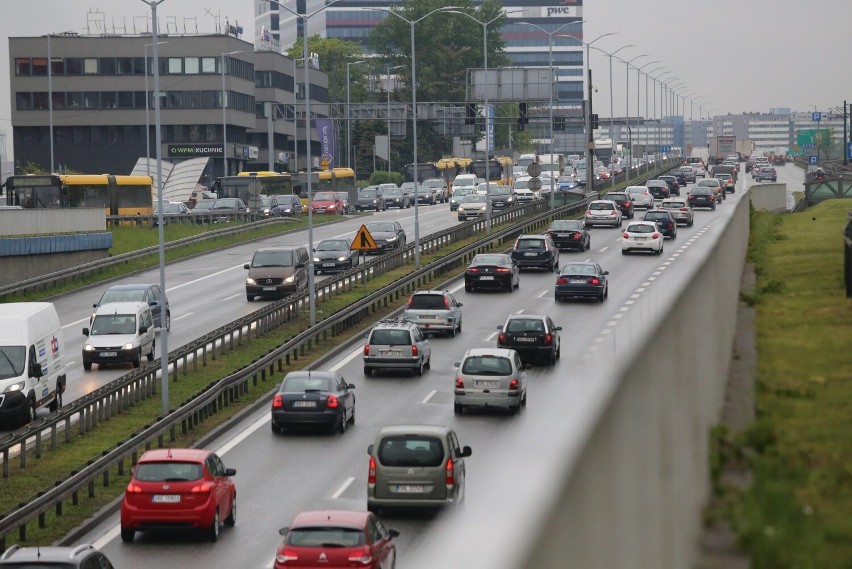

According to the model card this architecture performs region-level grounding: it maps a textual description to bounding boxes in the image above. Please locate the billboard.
[315,118,336,168]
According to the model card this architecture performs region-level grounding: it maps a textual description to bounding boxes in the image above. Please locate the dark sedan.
[511,234,559,272]
[270,371,355,434]
[464,253,519,292]
[546,219,590,251]
[687,187,717,210]
[497,314,561,364]
[643,209,678,239]
[554,262,609,302]
[488,185,516,209]
[383,188,410,209]
[658,176,681,196]
[668,169,687,187]
[151,202,189,226]
[365,221,406,252]
[646,180,671,200]
[313,238,359,273]
[356,188,386,211]
[755,167,777,182]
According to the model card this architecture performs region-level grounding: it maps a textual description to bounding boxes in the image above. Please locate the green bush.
[368,171,403,186]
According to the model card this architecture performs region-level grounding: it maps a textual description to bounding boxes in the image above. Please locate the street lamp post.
[47,33,54,173]
[582,33,617,190]
[346,60,366,169]
[367,6,460,268]
[596,44,634,189]
[279,1,341,326]
[518,20,583,207]
[221,50,243,178]
[144,41,167,180]
[636,61,659,160]
[622,53,647,169]
[140,0,169,415]
[386,64,404,173]
[292,57,305,172]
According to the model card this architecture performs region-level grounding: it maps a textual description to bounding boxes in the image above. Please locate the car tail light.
[498,332,505,344]
[625,201,632,206]
[496,267,510,273]
[411,345,418,357]
[272,394,284,408]
[652,233,661,239]
[368,456,376,485]
[190,482,214,494]
[610,211,616,216]
[571,233,580,240]
[467,267,479,273]
[623,232,629,238]
[688,195,696,201]
[348,549,374,565]
[363,344,370,356]
[276,549,299,564]
[556,277,568,285]
[126,483,143,493]
[455,377,464,389]
[509,379,519,391]
[546,231,554,238]
[545,334,553,344]
[680,207,689,212]
[589,277,600,285]
[326,394,339,408]
[446,457,455,486]
[585,211,593,216]
[444,296,450,310]
[406,295,414,308]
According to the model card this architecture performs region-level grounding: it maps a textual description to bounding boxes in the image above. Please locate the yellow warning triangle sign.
[351,224,379,251]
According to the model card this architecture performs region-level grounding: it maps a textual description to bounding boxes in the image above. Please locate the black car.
[496,314,561,364]
[270,371,355,434]
[488,186,516,209]
[643,209,678,239]
[464,253,519,292]
[657,176,681,196]
[554,262,609,302]
[365,221,406,252]
[356,188,386,211]
[382,188,410,209]
[668,169,687,187]
[260,194,303,217]
[646,180,671,200]
[603,192,635,219]
[511,234,560,272]
[688,187,717,210]
[313,238,359,273]
[546,219,590,251]
[151,201,189,226]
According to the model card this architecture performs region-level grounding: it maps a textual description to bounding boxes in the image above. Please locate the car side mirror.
[461,445,472,457]
[524,363,534,370]
[554,326,563,331]
[453,362,460,368]
[367,444,374,455]
[457,303,463,307]
[224,467,237,476]
[496,325,503,330]
[278,527,289,536]
[388,529,400,539]
[347,383,356,389]
[295,262,305,269]
[603,271,609,275]
[312,248,316,252]
[244,263,250,270]
[139,325,148,334]
[83,327,90,336]
[30,362,43,378]
[92,303,97,308]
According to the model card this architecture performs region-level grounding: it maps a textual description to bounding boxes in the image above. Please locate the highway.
[70,172,753,567]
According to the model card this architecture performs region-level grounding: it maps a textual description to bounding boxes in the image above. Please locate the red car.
[274,510,399,568]
[310,191,345,215]
[120,448,237,543]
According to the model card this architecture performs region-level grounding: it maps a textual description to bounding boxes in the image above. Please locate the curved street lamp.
[594,44,634,188]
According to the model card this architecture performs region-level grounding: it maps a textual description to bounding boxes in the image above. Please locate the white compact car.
[621,221,665,255]
[625,186,655,209]
[82,301,156,370]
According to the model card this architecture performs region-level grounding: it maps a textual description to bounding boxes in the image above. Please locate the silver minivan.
[401,290,463,337]
[453,348,528,414]
[367,425,471,513]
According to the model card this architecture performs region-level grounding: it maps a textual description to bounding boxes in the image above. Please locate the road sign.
[658,145,671,152]
[808,155,819,166]
[527,177,542,191]
[802,143,816,150]
[351,225,378,251]
[812,111,822,122]
[526,162,542,177]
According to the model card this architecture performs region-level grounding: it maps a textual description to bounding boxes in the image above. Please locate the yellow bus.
[496,156,515,186]
[292,167,357,212]
[215,171,294,210]
[5,174,153,216]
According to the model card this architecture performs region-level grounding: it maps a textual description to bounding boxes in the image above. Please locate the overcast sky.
[2,0,850,161]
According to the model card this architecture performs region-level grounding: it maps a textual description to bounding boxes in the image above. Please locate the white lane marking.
[584,258,592,262]
[613,313,624,319]
[537,290,549,298]
[515,309,525,314]
[331,477,355,499]
[648,276,656,281]
[172,312,192,322]
[652,271,661,276]
[63,317,90,329]
[636,287,646,293]
[607,321,618,327]
[625,300,635,305]
[485,331,498,342]
[221,293,242,301]
[601,328,612,335]
[422,389,438,404]
[630,294,641,299]
[599,247,609,252]
[642,281,651,287]
[620,307,630,312]
[331,345,365,372]
[169,263,245,292]
[449,282,466,293]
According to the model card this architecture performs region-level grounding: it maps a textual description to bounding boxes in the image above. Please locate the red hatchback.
[310,191,344,215]
[120,448,237,543]
[275,510,399,568]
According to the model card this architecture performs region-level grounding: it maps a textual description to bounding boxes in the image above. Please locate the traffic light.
[465,103,476,125]
[591,113,599,130]
[553,116,565,131]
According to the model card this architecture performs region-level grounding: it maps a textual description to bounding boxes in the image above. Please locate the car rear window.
[378,436,445,467]
[287,527,365,547]
[604,194,626,202]
[627,224,655,234]
[408,294,447,310]
[135,462,203,482]
[462,355,512,375]
[281,376,332,393]
[645,213,668,220]
[515,238,545,250]
[369,329,411,345]
[589,202,614,211]
[506,318,544,333]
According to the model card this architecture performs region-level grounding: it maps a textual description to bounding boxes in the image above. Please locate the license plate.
[516,337,536,343]
[570,279,585,284]
[395,485,425,493]
[292,401,317,408]
[323,263,335,267]
[419,315,437,319]
[476,380,501,388]
[262,286,277,291]
[635,237,648,241]
[557,233,569,237]
[381,350,402,357]
[479,275,494,281]
[152,495,181,503]
[100,352,117,357]
[524,252,537,256]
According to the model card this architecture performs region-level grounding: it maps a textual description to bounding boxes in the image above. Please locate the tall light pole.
[279,1,341,326]
[292,57,305,172]
[386,64,404,173]
[346,59,366,169]
[46,33,54,173]
[644,66,664,159]
[636,60,659,160]
[595,44,634,189]
[144,41,167,180]
[140,0,169,415]
[518,20,583,207]
[367,6,460,268]
[652,70,672,160]
[220,50,243,178]
[622,53,647,168]
[581,33,617,189]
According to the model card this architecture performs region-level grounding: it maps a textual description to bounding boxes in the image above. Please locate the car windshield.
[461,355,512,376]
[506,318,545,333]
[91,314,137,335]
[384,189,403,197]
[260,197,275,207]
[99,288,145,305]
[253,250,294,267]
[281,375,332,393]
[562,264,596,275]
[369,329,411,345]
[286,527,365,548]
[359,190,377,198]
[453,189,473,197]
[213,199,239,209]
[313,192,336,201]
[135,461,203,482]
[491,186,511,196]
[0,346,26,380]
[378,436,445,467]
[589,202,614,211]
[627,224,656,234]
[462,195,486,203]
[550,220,583,230]
[408,294,447,310]
[317,240,348,251]
[515,238,545,250]
[367,222,395,232]
[472,254,508,266]
[155,203,183,214]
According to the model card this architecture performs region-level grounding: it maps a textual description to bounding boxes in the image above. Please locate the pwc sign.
[542,6,580,17]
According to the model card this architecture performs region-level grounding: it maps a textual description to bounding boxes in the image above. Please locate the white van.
[0,303,66,427]
[517,153,537,169]
[452,174,477,192]
[82,301,156,371]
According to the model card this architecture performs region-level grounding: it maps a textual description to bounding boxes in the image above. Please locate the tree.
[285,36,368,105]
[367,0,508,104]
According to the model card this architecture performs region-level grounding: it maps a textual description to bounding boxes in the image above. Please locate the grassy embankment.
[712,199,852,568]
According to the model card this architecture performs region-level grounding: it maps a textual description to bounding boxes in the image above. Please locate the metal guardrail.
[0,161,680,548]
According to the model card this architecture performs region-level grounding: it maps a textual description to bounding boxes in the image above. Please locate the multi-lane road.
[58,165,808,567]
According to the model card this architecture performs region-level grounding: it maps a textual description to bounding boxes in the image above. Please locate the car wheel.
[364,366,373,377]
[510,403,519,415]
[457,320,462,334]
[246,294,254,302]
[83,361,92,371]
[337,411,347,434]
[585,239,591,250]
[120,526,135,543]
[271,421,282,434]
[621,249,628,255]
[554,292,560,302]
[425,356,431,370]
[465,283,473,293]
[224,494,237,527]
[507,278,514,292]
[207,509,220,542]
[133,349,141,368]
[556,345,561,359]
[450,322,456,337]
[454,403,464,415]
[48,382,62,412]
[26,396,37,424]
[415,359,425,376]
[146,340,155,361]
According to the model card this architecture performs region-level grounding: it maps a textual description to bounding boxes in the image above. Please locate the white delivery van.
[453,174,477,191]
[83,301,156,371]
[0,302,66,427]
[517,153,537,169]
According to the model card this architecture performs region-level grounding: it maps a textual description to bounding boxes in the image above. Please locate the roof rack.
[69,545,95,559]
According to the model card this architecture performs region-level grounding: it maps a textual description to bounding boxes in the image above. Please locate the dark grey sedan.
[313,238,359,273]
[270,371,355,434]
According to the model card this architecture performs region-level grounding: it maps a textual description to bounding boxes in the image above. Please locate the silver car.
[584,200,623,228]
[402,290,463,337]
[625,186,655,209]
[453,348,528,415]
[363,318,432,376]
[367,425,471,513]
[660,198,695,227]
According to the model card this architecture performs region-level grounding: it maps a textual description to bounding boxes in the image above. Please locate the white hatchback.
[625,186,655,208]
[621,221,665,255]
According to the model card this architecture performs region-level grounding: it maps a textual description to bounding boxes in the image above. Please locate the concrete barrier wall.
[409,191,752,569]
[750,182,787,211]
[0,208,105,236]
[0,249,109,287]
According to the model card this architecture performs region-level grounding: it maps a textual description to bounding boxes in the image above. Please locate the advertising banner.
[315,118,336,168]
